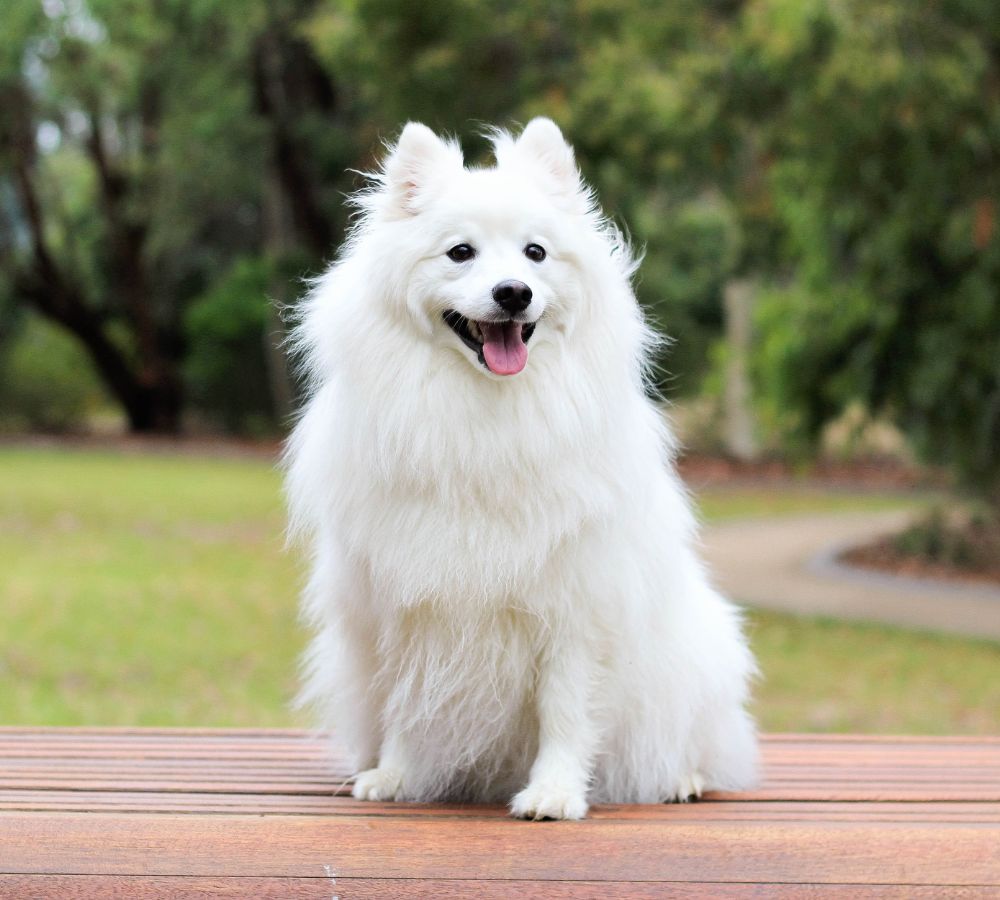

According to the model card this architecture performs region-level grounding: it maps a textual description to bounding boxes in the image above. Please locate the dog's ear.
[383,123,464,216]
[516,119,578,184]
[496,118,589,213]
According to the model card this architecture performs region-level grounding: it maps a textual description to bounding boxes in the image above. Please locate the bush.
[893,508,1000,573]
[184,258,287,435]
[637,195,740,397]
[0,315,107,432]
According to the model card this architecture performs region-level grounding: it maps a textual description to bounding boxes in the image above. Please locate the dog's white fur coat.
[285,119,757,819]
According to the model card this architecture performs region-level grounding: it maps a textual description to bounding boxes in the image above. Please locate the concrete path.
[702,509,1000,641]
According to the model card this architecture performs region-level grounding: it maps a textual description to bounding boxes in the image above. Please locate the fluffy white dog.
[285,118,757,820]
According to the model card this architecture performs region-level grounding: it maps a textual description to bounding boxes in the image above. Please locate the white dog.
[285,118,757,820]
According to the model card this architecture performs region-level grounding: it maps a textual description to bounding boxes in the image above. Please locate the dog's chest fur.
[329,356,628,607]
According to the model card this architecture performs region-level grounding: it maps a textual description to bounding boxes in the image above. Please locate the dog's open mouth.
[443,311,536,376]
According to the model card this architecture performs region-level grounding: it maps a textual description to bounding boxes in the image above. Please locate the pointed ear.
[383,122,464,216]
[496,118,588,212]
[516,118,578,184]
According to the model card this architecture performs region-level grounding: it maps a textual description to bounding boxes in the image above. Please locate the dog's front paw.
[510,781,588,821]
[352,767,404,801]
[668,771,705,803]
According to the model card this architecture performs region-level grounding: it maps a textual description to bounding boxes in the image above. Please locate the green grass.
[0,447,301,726]
[1,446,997,733]
[694,484,930,522]
[749,611,1000,733]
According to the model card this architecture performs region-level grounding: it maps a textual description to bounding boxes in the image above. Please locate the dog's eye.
[446,243,475,263]
[524,243,546,262]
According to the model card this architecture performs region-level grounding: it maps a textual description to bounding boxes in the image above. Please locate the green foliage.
[892,507,1000,572]
[0,315,107,432]
[749,0,1000,500]
[12,0,267,304]
[184,258,281,435]
[1,0,998,500]
[638,196,740,391]
[303,0,754,394]
[0,0,321,432]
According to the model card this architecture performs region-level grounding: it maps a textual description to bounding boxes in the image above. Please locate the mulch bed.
[676,453,999,589]
[677,453,943,491]
[842,537,1000,589]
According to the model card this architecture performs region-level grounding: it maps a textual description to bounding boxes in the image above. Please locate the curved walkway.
[702,509,1000,641]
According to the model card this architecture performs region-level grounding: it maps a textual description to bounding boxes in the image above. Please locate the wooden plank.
[0,781,995,802]
[1,732,998,803]
[2,730,998,892]
[2,792,1000,821]
[2,812,999,886]
[2,729,997,747]
[0,875,995,899]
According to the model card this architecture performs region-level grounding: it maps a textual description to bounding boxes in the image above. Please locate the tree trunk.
[261,172,296,423]
[251,27,336,259]
[7,121,182,434]
[85,107,185,433]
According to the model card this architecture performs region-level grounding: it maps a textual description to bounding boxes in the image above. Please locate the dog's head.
[360,119,607,378]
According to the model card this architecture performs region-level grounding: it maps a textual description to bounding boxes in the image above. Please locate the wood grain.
[2,731,998,802]
[0,876,996,899]
[1,729,998,895]
[3,811,999,884]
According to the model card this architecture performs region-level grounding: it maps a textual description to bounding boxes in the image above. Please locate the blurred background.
[1,0,998,731]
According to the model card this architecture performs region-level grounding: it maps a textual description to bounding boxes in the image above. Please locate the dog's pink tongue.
[481,321,528,375]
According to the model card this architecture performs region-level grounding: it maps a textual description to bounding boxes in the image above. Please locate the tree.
[0,0,344,433]
[1,0,750,430]
[305,0,769,396]
[3,0,997,486]
[753,0,1000,503]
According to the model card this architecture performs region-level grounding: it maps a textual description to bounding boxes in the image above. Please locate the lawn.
[694,484,930,522]
[1,446,300,726]
[1,445,997,733]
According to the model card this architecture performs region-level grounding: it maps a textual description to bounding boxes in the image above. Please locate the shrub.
[0,315,107,432]
[893,508,1000,572]
[184,258,287,435]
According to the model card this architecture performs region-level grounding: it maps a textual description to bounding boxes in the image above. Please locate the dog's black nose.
[492,279,532,313]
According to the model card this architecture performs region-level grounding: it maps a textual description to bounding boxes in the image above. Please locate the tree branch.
[2,79,177,431]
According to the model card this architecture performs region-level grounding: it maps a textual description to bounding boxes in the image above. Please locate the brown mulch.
[677,452,1000,588]
[842,537,1000,589]
[676,453,944,491]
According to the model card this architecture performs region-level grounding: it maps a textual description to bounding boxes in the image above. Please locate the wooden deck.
[1,729,999,897]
